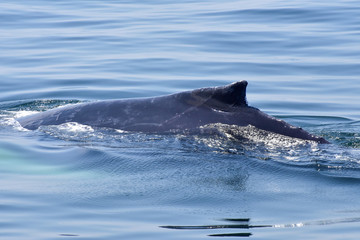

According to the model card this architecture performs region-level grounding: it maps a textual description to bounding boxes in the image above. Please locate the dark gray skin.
[17,81,329,143]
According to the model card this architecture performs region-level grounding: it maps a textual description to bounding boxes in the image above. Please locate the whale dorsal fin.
[185,81,248,109]
[211,81,248,107]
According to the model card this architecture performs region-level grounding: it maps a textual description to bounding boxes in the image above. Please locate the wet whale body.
[17,81,328,143]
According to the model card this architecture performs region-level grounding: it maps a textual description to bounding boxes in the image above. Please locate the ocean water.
[1,0,360,239]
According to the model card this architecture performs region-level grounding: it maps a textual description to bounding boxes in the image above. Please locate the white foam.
[56,122,94,133]
[0,111,36,131]
[14,110,39,118]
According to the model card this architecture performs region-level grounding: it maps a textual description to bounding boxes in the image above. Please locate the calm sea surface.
[1,0,360,239]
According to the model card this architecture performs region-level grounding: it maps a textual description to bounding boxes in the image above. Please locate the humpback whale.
[17,81,328,143]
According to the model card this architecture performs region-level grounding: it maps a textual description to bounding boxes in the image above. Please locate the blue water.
[1,0,360,239]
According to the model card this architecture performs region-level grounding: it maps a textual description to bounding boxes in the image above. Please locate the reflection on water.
[161,217,360,238]
[161,218,256,238]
